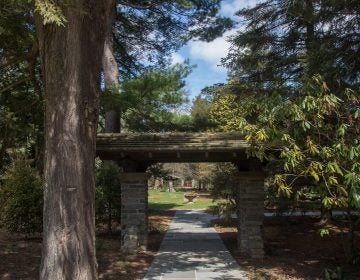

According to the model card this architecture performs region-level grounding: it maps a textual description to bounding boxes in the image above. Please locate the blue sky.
[170,0,260,102]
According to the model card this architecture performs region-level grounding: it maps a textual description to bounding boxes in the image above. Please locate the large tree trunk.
[102,1,120,235]
[103,0,121,133]
[36,1,107,279]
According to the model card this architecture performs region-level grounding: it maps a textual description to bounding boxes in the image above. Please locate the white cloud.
[170,52,185,65]
[221,0,260,17]
[188,29,236,72]
[187,0,263,71]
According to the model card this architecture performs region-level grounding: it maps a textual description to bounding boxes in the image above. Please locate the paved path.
[144,210,248,280]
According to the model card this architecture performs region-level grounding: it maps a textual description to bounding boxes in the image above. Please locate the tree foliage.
[1,0,231,170]
[0,155,43,234]
[114,0,233,76]
[212,0,360,212]
[102,64,191,132]
[95,160,122,232]
[206,0,360,256]
[0,0,44,172]
[101,62,219,132]
[224,0,360,93]
[210,76,360,209]
[190,94,217,131]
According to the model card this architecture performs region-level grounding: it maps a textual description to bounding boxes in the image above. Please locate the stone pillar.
[121,172,149,254]
[235,172,265,258]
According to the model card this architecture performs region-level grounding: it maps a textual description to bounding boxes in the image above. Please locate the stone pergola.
[96,132,265,258]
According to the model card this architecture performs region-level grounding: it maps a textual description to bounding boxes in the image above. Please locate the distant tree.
[191,94,216,131]
[195,163,216,190]
[159,163,216,190]
[117,64,191,132]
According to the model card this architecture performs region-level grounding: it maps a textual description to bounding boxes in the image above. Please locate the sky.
[170,0,260,102]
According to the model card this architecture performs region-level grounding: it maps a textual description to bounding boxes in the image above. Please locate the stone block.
[122,225,139,254]
[248,239,264,249]
[249,249,264,259]
[122,203,147,210]
[121,172,150,183]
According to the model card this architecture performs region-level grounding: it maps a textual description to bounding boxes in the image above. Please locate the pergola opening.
[96,132,266,258]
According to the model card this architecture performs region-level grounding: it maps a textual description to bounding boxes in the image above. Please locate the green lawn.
[148,189,217,210]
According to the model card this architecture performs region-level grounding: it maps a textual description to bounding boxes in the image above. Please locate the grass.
[148,189,217,210]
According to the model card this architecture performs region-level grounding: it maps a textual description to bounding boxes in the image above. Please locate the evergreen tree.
[0,0,44,172]
[224,0,360,93]
[117,64,191,132]
[102,0,233,132]
[112,0,233,76]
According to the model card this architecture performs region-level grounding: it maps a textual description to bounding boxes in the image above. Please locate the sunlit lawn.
[148,189,217,210]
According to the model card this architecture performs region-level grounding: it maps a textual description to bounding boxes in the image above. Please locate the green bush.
[95,160,122,232]
[210,201,236,222]
[0,157,43,234]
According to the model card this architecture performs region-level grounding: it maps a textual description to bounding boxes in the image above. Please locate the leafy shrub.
[95,160,122,232]
[0,157,43,234]
[210,201,236,222]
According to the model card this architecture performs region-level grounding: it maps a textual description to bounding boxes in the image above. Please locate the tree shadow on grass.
[149,202,182,210]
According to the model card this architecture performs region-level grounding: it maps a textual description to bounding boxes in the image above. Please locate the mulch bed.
[214,216,360,280]
[0,210,175,280]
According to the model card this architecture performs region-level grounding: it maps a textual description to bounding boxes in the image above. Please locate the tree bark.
[105,110,120,133]
[36,1,107,279]
[103,0,121,133]
[102,1,119,235]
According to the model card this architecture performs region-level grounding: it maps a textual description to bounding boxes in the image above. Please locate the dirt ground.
[0,210,175,280]
[1,211,359,280]
[214,216,360,280]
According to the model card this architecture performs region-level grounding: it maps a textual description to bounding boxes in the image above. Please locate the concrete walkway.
[144,210,248,280]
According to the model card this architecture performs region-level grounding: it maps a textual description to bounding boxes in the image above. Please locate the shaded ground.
[214,216,360,280]
[0,210,175,280]
[2,210,359,280]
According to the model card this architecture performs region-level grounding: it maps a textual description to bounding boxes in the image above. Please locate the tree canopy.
[113,0,233,76]
[224,0,359,93]
[101,63,192,132]
[203,0,360,257]
[0,0,232,170]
